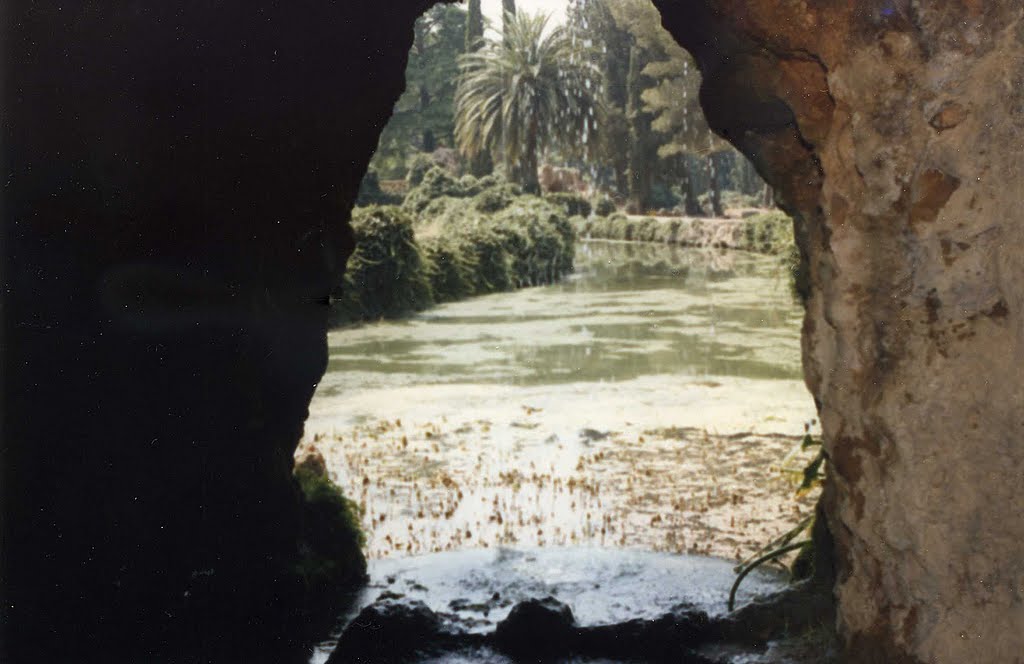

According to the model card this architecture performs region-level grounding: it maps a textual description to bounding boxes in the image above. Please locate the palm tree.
[454,11,600,194]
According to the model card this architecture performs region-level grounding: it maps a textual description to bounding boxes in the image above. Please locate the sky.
[481,0,568,27]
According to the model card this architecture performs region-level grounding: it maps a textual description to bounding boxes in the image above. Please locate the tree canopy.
[368,4,467,179]
[454,10,600,193]
[366,0,767,214]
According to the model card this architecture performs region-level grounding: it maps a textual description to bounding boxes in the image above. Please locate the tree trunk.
[419,86,434,152]
[520,127,540,195]
[626,44,652,213]
[681,158,703,216]
[708,153,725,217]
[469,151,493,178]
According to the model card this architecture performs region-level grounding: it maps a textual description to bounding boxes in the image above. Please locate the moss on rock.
[293,455,367,593]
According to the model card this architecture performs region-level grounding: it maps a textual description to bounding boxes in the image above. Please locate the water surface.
[316,241,804,400]
[302,241,818,561]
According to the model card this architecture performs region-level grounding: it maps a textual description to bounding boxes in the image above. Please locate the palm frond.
[453,10,602,187]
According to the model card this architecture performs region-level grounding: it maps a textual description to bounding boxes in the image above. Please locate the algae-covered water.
[301,241,819,561]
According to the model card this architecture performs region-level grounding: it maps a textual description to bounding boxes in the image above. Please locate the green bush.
[544,192,592,218]
[458,174,483,197]
[355,169,403,207]
[404,169,522,215]
[635,217,660,242]
[741,210,792,254]
[473,182,521,213]
[403,166,469,213]
[491,197,575,285]
[420,234,477,303]
[721,190,762,209]
[594,196,616,217]
[405,152,436,186]
[334,174,578,325]
[570,215,591,237]
[334,206,433,324]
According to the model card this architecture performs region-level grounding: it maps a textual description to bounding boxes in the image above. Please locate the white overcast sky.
[481,0,568,27]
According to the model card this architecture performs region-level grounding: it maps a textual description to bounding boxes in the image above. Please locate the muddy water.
[300,241,820,562]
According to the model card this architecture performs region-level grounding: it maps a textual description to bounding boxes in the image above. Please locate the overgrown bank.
[333,168,575,325]
[573,209,792,254]
[574,210,806,302]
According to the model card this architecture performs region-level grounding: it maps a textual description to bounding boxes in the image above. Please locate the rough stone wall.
[2,3,434,661]
[655,1,1024,662]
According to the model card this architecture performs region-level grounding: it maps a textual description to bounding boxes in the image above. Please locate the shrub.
[405,169,520,215]
[635,217,660,242]
[355,169,402,207]
[594,196,616,217]
[456,224,514,293]
[420,235,477,303]
[544,192,592,218]
[458,174,483,197]
[491,197,573,286]
[405,152,435,186]
[721,190,762,209]
[334,206,433,323]
[403,166,470,213]
[742,210,793,254]
[332,187,577,325]
[569,215,591,237]
[473,182,521,213]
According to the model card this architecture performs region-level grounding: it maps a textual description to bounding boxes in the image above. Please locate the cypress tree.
[626,43,653,213]
[465,0,483,52]
[464,0,492,176]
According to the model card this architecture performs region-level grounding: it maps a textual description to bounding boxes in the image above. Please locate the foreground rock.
[327,593,828,663]
[654,1,1024,661]
[493,596,577,658]
[328,599,451,663]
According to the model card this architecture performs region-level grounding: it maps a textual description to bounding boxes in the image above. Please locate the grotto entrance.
[298,1,827,661]
[8,0,1020,662]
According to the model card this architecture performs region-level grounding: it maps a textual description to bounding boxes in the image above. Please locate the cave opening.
[299,1,829,661]
[8,1,1018,663]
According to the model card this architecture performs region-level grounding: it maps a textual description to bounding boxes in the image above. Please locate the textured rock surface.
[655,1,1024,662]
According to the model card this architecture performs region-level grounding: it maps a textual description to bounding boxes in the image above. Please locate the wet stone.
[328,599,443,663]
[493,596,576,658]
[576,608,713,662]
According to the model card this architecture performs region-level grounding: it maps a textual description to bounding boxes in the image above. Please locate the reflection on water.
[317,241,803,398]
[303,241,819,563]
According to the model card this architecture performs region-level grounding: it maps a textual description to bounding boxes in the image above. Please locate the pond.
[300,240,819,562]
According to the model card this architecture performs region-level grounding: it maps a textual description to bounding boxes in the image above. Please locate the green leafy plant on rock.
[728,432,825,611]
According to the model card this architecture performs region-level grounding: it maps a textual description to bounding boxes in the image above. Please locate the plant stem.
[728,540,811,611]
